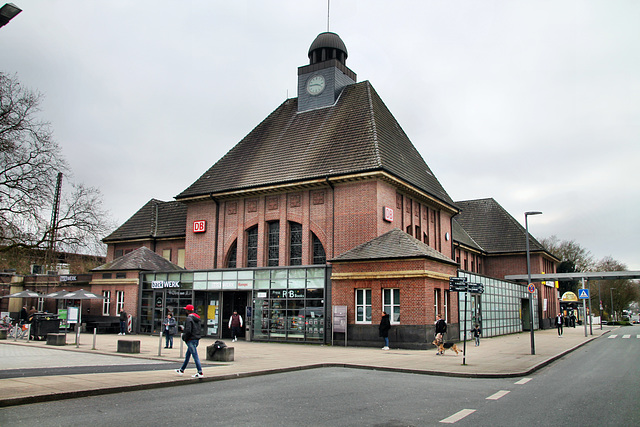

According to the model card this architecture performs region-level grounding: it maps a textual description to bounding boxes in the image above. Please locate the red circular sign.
[527,284,536,293]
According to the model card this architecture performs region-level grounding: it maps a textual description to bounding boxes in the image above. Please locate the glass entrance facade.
[139,266,329,343]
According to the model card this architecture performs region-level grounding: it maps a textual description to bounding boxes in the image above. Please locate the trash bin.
[30,314,61,340]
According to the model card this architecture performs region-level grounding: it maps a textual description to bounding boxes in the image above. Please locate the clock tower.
[297,32,357,113]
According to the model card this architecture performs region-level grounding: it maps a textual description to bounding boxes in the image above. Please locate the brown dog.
[432,339,460,355]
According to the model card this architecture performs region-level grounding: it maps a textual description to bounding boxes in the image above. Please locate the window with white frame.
[37,297,44,312]
[444,290,449,322]
[116,291,124,314]
[383,288,400,324]
[355,289,372,323]
[434,289,439,320]
[102,291,111,316]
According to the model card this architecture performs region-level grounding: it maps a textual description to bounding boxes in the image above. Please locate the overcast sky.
[2,1,639,270]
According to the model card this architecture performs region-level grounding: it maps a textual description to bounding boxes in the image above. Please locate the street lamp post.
[0,3,22,29]
[610,288,615,324]
[525,211,542,355]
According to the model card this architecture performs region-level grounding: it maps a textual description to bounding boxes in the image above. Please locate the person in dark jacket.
[472,324,482,346]
[228,310,243,342]
[163,312,177,349]
[175,304,204,378]
[19,306,28,325]
[119,308,128,335]
[555,313,563,337]
[379,311,391,350]
[434,314,447,354]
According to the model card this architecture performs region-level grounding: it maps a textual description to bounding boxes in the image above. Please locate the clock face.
[306,74,326,95]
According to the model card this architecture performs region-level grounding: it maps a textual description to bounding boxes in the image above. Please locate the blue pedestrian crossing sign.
[578,289,589,299]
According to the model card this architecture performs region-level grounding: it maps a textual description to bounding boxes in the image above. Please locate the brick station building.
[96,32,559,348]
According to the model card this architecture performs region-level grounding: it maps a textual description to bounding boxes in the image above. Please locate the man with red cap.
[175,304,204,378]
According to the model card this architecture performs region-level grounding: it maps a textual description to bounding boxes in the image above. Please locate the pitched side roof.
[176,81,454,207]
[454,198,547,254]
[332,228,457,265]
[92,246,184,272]
[103,199,186,242]
[452,218,482,252]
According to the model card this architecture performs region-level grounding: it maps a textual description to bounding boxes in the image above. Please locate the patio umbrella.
[58,289,105,348]
[44,289,68,299]
[1,289,43,298]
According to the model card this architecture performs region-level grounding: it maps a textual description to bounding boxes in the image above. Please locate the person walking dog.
[434,314,447,355]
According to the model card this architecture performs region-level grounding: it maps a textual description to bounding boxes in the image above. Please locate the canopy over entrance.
[505,271,640,282]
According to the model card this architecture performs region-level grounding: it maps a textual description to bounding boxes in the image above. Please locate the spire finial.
[327,0,330,32]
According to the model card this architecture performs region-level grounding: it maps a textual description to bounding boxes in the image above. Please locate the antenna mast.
[327,0,330,31]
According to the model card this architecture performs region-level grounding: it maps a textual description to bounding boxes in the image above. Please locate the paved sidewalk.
[0,324,612,407]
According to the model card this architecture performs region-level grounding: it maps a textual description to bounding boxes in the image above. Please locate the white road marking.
[515,378,532,385]
[637,335,640,339]
[608,335,617,339]
[440,409,476,424]
[622,335,631,339]
[486,390,511,400]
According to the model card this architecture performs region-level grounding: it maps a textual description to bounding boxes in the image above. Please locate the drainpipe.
[325,177,335,260]
[210,194,219,269]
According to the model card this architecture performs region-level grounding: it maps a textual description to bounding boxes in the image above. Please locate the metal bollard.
[158,330,163,356]
[180,333,184,359]
[92,328,97,350]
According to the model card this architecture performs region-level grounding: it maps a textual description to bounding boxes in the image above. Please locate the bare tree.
[0,72,112,268]
[540,235,595,272]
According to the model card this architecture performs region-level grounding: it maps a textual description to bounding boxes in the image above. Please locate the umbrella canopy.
[60,289,105,300]
[44,290,68,299]
[1,289,43,298]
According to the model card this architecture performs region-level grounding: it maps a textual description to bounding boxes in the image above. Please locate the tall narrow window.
[103,290,111,316]
[434,289,440,321]
[355,289,372,323]
[162,249,171,261]
[268,221,280,266]
[312,233,326,264]
[116,291,124,314]
[177,249,185,268]
[247,226,258,267]
[290,222,302,266]
[383,288,400,324]
[444,290,449,322]
[227,240,237,268]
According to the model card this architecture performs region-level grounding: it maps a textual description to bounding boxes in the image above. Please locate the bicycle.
[8,322,30,340]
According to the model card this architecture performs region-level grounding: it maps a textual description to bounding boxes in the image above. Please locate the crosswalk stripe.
[515,378,532,385]
[487,390,510,400]
[622,335,631,339]
[440,409,476,424]
[608,335,617,339]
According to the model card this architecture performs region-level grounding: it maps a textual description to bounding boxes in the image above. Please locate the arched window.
[247,226,258,268]
[312,233,326,265]
[227,240,237,268]
[267,221,279,266]
[290,222,303,265]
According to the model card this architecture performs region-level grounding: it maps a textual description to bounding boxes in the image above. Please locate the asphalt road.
[1,327,638,426]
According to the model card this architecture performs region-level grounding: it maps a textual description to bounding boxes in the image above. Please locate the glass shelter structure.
[457,271,539,340]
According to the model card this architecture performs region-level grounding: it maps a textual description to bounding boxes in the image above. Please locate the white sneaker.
[175,369,183,376]
[383,346,389,350]
[192,372,204,378]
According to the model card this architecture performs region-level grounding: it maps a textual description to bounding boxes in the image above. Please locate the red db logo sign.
[193,220,206,233]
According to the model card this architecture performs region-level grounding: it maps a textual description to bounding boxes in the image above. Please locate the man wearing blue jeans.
[175,304,204,378]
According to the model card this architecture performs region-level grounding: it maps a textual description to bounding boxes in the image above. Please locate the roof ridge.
[365,81,382,167]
